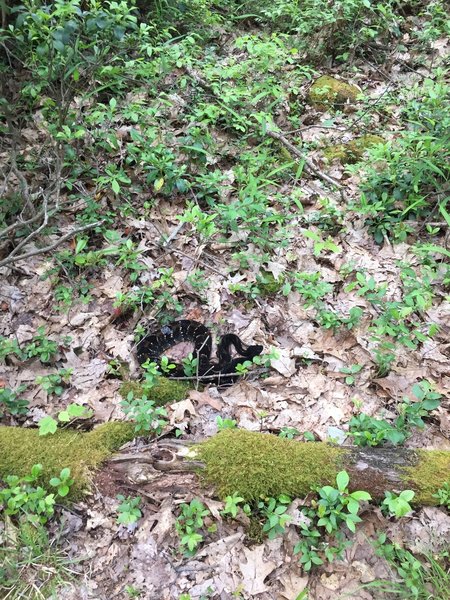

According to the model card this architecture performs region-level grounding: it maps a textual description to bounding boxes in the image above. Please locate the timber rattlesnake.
[136,320,263,384]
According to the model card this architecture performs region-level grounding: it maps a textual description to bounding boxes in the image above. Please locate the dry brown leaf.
[240,545,277,595]
[169,398,196,424]
[271,348,296,377]
[189,389,223,411]
[70,357,108,391]
[279,571,309,600]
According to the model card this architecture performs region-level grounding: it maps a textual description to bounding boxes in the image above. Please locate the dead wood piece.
[108,434,450,505]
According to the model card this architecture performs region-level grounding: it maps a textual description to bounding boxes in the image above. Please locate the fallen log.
[108,429,450,505]
[1,425,448,504]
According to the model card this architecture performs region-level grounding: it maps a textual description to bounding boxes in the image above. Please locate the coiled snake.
[136,320,263,384]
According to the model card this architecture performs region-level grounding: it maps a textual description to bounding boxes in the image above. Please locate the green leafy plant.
[369,533,450,599]
[0,337,24,362]
[258,495,292,539]
[0,385,29,418]
[340,364,363,385]
[49,468,74,498]
[303,229,341,256]
[24,327,60,363]
[432,482,450,510]
[38,403,93,436]
[354,77,450,243]
[348,381,441,447]
[113,238,146,282]
[179,202,218,239]
[159,356,177,375]
[279,427,300,440]
[121,392,168,435]
[216,416,237,431]
[36,368,72,396]
[175,499,212,556]
[294,471,371,571]
[125,585,142,599]
[181,353,200,377]
[221,492,249,519]
[381,490,415,518]
[116,495,142,525]
[140,360,162,388]
[0,464,74,525]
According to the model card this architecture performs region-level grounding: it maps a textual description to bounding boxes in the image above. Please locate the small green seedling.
[216,416,237,431]
[38,403,93,435]
[432,482,450,509]
[340,364,363,385]
[49,468,74,497]
[221,492,247,518]
[258,495,292,539]
[116,495,142,525]
[381,490,415,518]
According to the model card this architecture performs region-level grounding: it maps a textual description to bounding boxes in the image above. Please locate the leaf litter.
[1,19,450,600]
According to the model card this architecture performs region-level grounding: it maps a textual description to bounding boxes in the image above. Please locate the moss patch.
[402,450,450,504]
[197,430,342,501]
[308,75,360,110]
[120,377,190,406]
[0,422,134,498]
[323,135,384,164]
[256,270,285,296]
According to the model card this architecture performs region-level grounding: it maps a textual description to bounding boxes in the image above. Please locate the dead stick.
[266,129,344,192]
[0,221,104,268]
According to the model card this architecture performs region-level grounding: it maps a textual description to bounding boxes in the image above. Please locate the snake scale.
[136,320,263,384]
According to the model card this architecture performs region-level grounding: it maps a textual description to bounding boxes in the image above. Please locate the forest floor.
[1,3,450,599]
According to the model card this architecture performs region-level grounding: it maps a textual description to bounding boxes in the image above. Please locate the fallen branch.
[266,129,344,193]
[0,221,104,268]
[2,426,447,505]
[108,430,449,505]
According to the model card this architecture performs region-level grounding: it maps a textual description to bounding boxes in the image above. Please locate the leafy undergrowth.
[0,0,449,598]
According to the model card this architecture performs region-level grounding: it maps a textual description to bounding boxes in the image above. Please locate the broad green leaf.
[67,403,88,417]
[336,471,349,491]
[58,485,70,497]
[350,491,372,501]
[400,490,415,502]
[39,416,58,436]
[154,177,164,191]
[60,468,71,480]
[58,410,70,422]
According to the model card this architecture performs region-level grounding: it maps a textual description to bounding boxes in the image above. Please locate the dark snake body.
[136,320,263,384]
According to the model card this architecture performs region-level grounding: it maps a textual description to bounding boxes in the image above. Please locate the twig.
[0,221,104,268]
[0,197,76,240]
[170,247,225,276]
[0,205,47,239]
[163,367,266,382]
[266,129,345,194]
[162,221,185,247]
[5,192,50,260]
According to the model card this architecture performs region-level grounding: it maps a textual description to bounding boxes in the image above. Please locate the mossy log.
[108,430,450,505]
[0,423,135,497]
[2,427,448,505]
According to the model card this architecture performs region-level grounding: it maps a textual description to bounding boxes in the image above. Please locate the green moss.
[120,378,190,406]
[197,430,342,501]
[0,422,135,498]
[402,450,450,505]
[323,135,384,164]
[256,270,285,296]
[308,75,360,110]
